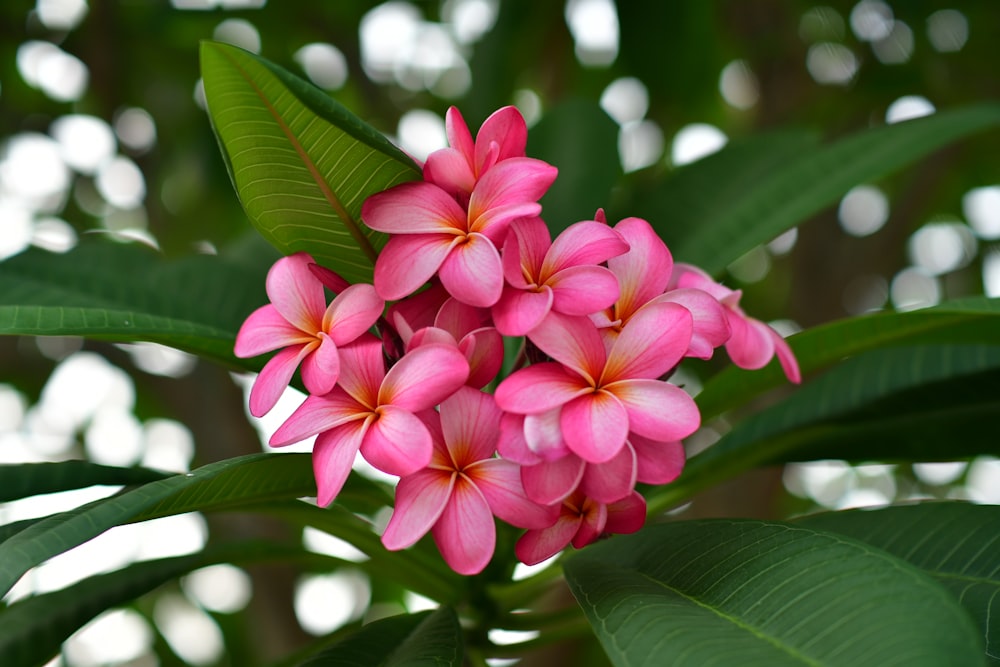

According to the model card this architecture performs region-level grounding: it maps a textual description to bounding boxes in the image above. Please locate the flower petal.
[335,336,384,408]
[571,500,607,548]
[374,233,459,302]
[460,328,504,389]
[604,302,693,382]
[654,288,731,359]
[526,311,606,383]
[312,423,365,506]
[234,304,306,358]
[362,181,468,235]
[543,220,629,277]
[771,327,802,384]
[381,468,454,550]
[266,252,326,333]
[549,265,620,316]
[325,283,385,345]
[249,343,312,418]
[300,333,340,397]
[431,479,496,575]
[494,363,590,415]
[580,443,636,504]
[515,509,580,566]
[438,232,505,307]
[472,458,559,529]
[468,159,557,237]
[475,106,528,168]
[505,217,551,285]
[609,218,673,321]
[523,408,571,460]
[561,391,629,463]
[631,435,685,485]
[269,387,368,446]
[497,413,542,465]
[423,146,476,197]
[725,312,775,370]
[492,286,553,336]
[379,343,469,411]
[608,379,700,442]
[440,386,502,465]
[604,491,646,535]
[361,405,433,476]
[520,455,585,506]
[435,297,490,338]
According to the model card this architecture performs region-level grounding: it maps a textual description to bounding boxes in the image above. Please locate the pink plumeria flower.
[395,297,504,389]
[671,263,801,383]
[593,217,731,360]
[515,490,647,566]
[362,160,557,308]
[495,306,700,464]
[501,417,685,505]
[234,252,384,417]
[492,217,630,336]
[381,387,557,575]
[269,335,470,506]
[422,106,529,203]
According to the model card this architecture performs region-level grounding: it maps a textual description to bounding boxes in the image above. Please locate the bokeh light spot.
[183,564,253,614]
[927,9,968,53]
[564,0,619,67]
[295,571,371,635]
[95,156,146,208]
[806,43,858,85]
[51,114,116,174]
[618,120,663,173]
[838,184,889,237]
[212,18,261,53]
[719,60,760,110]
[295,43,348,90]
[600,77,649,125]
[850,0,894,41]
[671,123,727,167]
[890,266,940,311]
[885,95,934,124]
[397,109,446,162]
[114,107,157,153]
[907,222,976,275]
[872,20,913,65]
[962,186,1000,239]
[36,0,89,31]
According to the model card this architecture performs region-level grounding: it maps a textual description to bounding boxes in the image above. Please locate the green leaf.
[0,453,314,598]
[628,129,820,250]
[528,99,620,232]
[298,607,463,666]
[0,241,266,368]
[0,541,332,667]
[697,296,1000,421]
[663,103,1000,274]
[653,344,1000,514]
[796,502,1000,665]
[0,461,168,503]
[200,41,421,284]
[565,519,984,667]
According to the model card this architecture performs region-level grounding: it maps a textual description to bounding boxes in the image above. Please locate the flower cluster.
[236,106,800,575]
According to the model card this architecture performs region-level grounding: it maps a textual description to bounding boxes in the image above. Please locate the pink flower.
[495,306,700,464]
[492,217,629,335]
[422,106,529,203]
[234,252,384,417]
[269,336,470,506]
[363,158,557,308]
[394,297,504,389]
[671,263,801,383]
[381,387,557,575]
[593,217,731,360]
[515,490,646,566]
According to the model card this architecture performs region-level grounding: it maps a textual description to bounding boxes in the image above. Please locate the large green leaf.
[652,344,1000,514]
[797,502,1000,665]
[0,461,168,503]
[0,453,313,598]
[0,241,267,367]
[200,41,421,284]
[0,541,333,667]
[298,607,463,667]
[528,99,620,233]
[657,104,1000,274]
[565,519,984,667]
[697,296,1000,421]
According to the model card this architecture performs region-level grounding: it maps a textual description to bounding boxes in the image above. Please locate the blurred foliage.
[2,1,1000,665]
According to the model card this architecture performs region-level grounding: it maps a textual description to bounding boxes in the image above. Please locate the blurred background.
[2,1,1000,665]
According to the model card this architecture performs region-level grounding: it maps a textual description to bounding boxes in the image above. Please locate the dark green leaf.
[200,41,421,284]
[0,461,168,503]
[0,541,332,667]
[565,519,984,667]
[298,607,462,667]
[664,103,1000,274]
[653,345,1000,514]
[0,453,313,598]
[797,502,1000,665]
[528,99,620,232]
[0,242,266,368]
[697,296,1000,421]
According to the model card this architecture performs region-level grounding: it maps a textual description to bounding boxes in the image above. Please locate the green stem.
[487,558,566,610]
